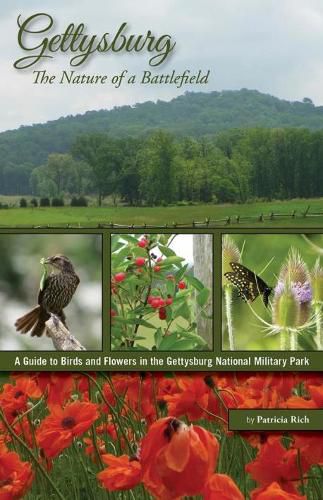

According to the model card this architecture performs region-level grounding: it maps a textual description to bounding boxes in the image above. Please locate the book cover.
[0,1,322,498]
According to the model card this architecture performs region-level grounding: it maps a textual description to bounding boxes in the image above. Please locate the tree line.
[2,127,321,206]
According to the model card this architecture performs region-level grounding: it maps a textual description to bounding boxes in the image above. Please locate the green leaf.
[158,245,177,258]
[39,265,47,291]
[158,334,180,350]
[154,327,163,348]
[174,264,188,282]
[185,274,204,291]
[111,235,125,252]
[134,344,151,351]
[120,235,139,244]
[166,279,176,297]
[196,288,210,308]
[173,301,191,321]
[159,256,184,267]
[159,234,172,246]
[167,338,201,350]
[113,317,156,329]
[111,246,132,267]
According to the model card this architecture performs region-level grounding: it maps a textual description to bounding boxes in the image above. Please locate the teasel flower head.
[272,249,312,329]
[311,258,323,304]
[278,248,310,284]
[222,235,240,286]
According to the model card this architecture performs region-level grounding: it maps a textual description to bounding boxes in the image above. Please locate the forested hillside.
[1,89,323,170]
[1,89,323,202]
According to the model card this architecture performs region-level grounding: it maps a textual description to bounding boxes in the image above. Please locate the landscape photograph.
[2,89,323,227]
[2,1,323,227]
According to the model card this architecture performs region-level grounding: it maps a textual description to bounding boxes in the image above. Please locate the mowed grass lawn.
[1,198,323,226]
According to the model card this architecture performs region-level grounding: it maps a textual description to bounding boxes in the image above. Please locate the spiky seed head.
[222,235,241,286]
[311,258,323,304]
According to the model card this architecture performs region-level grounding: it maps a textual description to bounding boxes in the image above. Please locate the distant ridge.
[1,89,323,169]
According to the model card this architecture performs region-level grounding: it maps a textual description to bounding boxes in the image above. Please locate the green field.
[1,198,323,226]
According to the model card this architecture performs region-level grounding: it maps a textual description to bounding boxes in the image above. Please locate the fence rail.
[0,206,323,229]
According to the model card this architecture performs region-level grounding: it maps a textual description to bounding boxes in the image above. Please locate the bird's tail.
[15,306,50,337]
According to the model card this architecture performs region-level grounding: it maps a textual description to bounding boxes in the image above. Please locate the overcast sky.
[2,0,323,132]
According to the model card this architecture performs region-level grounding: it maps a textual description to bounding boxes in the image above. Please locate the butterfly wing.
[225,262,272,306]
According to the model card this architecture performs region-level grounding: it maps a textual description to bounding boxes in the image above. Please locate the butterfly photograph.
[224,262,272,307]
[222,233,322,352]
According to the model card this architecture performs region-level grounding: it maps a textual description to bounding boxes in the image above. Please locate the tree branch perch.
[45,315,86,351]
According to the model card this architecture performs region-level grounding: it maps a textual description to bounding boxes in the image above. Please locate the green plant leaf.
[159,256,185,267]
[158,245,177,258]
[173,301,191,321]
[196,288,210,307]
[185,275,205,291]
[158,333,180,350]
[174,264,188,282]
[113,317,156,328]
[154,327,163,348]
[120,235,139,244]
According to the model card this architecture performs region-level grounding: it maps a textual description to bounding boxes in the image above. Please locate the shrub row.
[19,197,88,208]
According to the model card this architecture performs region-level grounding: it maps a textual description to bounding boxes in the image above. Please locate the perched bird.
[15,254,80,337]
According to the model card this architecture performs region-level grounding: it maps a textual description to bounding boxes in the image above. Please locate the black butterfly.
[224,262,272,307]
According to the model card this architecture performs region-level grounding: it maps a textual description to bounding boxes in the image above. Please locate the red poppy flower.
[292,432,323,466]
[36,401,99,458]
[246,436,308,494]
[83,437,106,463]
[0,449,34,498]
[35,373,74,408]
[251,481,306,499]
[0,376,41,422]
[203,473,244,499]
[163,375,209,420]
[140,417,219,499]
[97,454,142,491]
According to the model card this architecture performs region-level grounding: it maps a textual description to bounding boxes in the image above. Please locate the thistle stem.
[280,329,288,351]
[224,286,235,351]
[290,331,297,351]
[315,303,322,350]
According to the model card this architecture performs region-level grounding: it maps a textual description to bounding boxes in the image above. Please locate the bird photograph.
[0,234,102,350]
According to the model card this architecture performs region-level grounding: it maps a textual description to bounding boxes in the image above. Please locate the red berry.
[154,265,161,273]
[110,309,117,317]
[138,238,149,248]
[151,298,161,309]
[178,281,186,290]
[166,297,173,305]
[135,257,146,267]
[159,307,167,320]
[158,299,166,307]
[114,272,126,283]
[157,257,163,263]
[166,274,175,281]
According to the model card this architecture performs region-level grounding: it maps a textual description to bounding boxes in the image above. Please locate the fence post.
[193,235,213,349]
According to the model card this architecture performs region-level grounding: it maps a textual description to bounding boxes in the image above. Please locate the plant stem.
[290,331,297,351]
[280,329,288,351]
[0,410,66,500]
[315,303,322,350]
[224,286,235,351]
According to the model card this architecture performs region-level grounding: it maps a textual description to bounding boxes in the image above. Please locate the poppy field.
[0,371,322,499]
